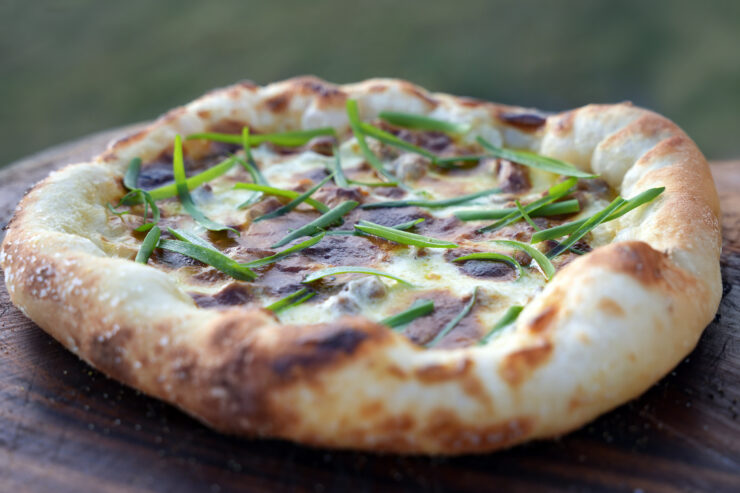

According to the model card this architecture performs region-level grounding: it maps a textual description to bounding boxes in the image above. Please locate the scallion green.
[426,287,479,347]
[360,187,501,209]
[135,225,160,264]
[492,239,556,280]
[186,127,336,147]
[478,305,524,345]
[379,111,471,135]
[271,200,358,248]
[302,266,412,286]
[381,299,435,329]
[477,137,597,178]
[354,220,458,248]
[158,239,257,281]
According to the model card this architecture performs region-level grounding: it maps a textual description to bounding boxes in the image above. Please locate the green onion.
[172,135,238,235]
[478,177,577,233]
[133,191,160,232]
[107,203,130,216]
[146,155,237,201]
[354,220,458,248]
[253,174,334,223]
[452,252,522,278]
[381,299,435,329]
[360,187,501,209]
[346,100,398,184]
[478,305,524,345]
[158,239,257,281]
[240,127,269,185]
[233,183,329,213]
[265,288,313,312]
[391,218,425,230]
[359,122,438,161]
[271,200,358,248]
[347,179,398,187]
[477,137,597,178]
[546,197,626,259]
[426,287,479,347]
[166,227,217,251]
[379,111,470,135]
[492,239,556,280]
[515,199,540,230]
[434,155,488,168]
[302,266,412,286]
[124,157,142,190]
[455,199,579,221]
[245,233,325,268]
[531,187,665,244]
[331,144,349,188]
[324,218,424,236]
[186,127,336,147]
[135,225,160,264]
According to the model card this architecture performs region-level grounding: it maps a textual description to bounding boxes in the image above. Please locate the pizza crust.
[0,77,722,454]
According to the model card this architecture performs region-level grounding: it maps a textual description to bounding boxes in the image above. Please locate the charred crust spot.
[598,297,625,317]
[398,81,439,108]
[104,129,149,160]
[264,93,291,113]
[497,111,547,130]
[499,340,553,386]
[553,110,576,135]
[527,306,559,333]
[415,358,472,383]
[590,241,667,285]
[87,327,134,385]
[190,283,256,308]
[424,410,533,452]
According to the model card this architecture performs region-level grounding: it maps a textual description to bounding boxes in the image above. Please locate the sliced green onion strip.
[390,218,425,231]
[254,174,333,223]
[172,135,238,235]
[379,111,471,135]
[124,157,142,190]
[302,266,412,286]
[426,287,479,348]
[381,299,435,329]
[186,127,336,147]
[546,197,626,259]
[166,227,217,251]
[331,144,349,187]
[245,233,325,268]
[265,288,311,312]
[133,191,160,232]
[434,155,488,168]
[107,203,130,216]
[346,99,398,184]
[455,200,579,221]
[135,225,160,264]
[531,187,665,244]
[361,187,501,209]
[158,239,257,281]
[477,137,597,178]
[324,218,424,237]
[515,199,540,230]
[359,121,438,160]
[492,239,556,280]
[355,220,458,248]
[240,128,269,185]
[347,179,398,187]
[146,155,237,201]
[280,291,316,311]
[271,200,358,248]
[233,183,329,213]
[478,305,524,345]
[478,177,577,233]
[452,252,522,278]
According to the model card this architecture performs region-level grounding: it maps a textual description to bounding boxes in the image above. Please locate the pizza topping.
[186,126,336,147]
[451,251,523,279]
[455,199,579,221]
[546,197,626,259]
[253,174,334,223]
[266,287,316,313]
[271,200,359,248]
[426,287,479,347]
[477,137,597,178]
[159,239,258,281]
[300,234,388,266]
[302,266,412,286]
[495,159,531,193]
[354,221,458,249]
[478,305,524,345]
[492,240,556,280]
[360,187,501,209]
[135,225,161,264]
[233,183,329,213]
[346,100,398,184]
[244,233,326,268]
[378,111,471,136]
[324,276,388,316]
[381,299,435,329]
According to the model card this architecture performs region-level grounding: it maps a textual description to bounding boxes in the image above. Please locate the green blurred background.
[2,0,739,168]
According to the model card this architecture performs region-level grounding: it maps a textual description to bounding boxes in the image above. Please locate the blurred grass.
[1,0,738,167]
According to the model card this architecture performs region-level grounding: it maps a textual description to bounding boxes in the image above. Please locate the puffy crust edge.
[0,76,721,454]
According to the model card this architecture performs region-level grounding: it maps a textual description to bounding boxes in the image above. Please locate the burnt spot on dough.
[189,283,256,308]
[264,93,291,113]
[87,327,134,385]
[422,410,533,453]
[499,340,553,386]
[527,306,559,333]
[497,111,547,130]
[415,358,472,383]
[603,241,666,284]
[598,298,625,317]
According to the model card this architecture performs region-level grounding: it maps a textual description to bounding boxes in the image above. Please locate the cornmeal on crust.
[0,77,721,454]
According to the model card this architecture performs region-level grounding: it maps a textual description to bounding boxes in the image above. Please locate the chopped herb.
[124,157,142,190]
[434,155,488,168]
[302,266,412,286]
[240,127,269,185]
[455,199,579,221]
[358,121,438,161]
[426,287,479,347]
[135,225,160,264]
[245,233,325,268]
[325,218,424,236]
[166,227,217,251]
[146,155,237,201]
[478,305,524,345]
[361,187,501,209]
[346,99,398,184]
[266,288,310,312]
[254,174,334,223]
[379,111,470,135]
[546,197,626,259]
[477,137,597,178]
[279,291,316,311]
[478,177,577,233]
[172,135,238,235]
[133,191,160,232]
[186,127,336,147]
[271,200,358,248]
[531,187,665,244]
[452,252,523,278]
[107,202,130,216]
[381,299,435,329]
[391,218,425,230]
[492,239,556,280]
[354,220,458,248]
[331,144,349,187]
[347,179,398,187]
[158,239,257,281]
[515,199,540,230]
[233,183,329,212]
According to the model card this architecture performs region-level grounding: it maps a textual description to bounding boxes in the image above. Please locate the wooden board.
[1,127,738,493]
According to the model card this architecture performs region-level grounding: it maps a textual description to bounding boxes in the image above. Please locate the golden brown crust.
[0,76,722,454]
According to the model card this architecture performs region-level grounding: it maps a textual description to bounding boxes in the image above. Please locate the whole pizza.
[0,77,721,454]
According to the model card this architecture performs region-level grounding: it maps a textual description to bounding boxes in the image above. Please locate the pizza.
[0,77,722,454]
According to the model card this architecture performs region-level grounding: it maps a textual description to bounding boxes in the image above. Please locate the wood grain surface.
[0,128,738,493]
